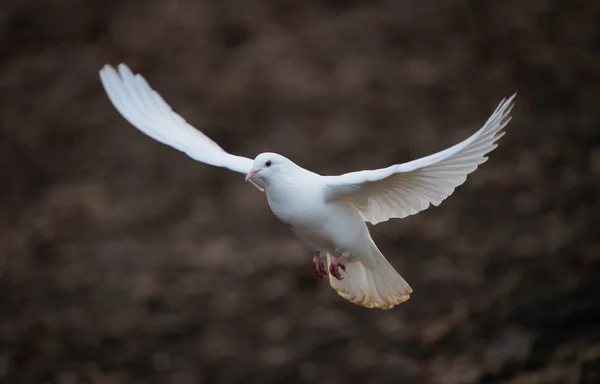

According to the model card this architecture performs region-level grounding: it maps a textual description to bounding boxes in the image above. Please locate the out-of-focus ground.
[1,1,599,383]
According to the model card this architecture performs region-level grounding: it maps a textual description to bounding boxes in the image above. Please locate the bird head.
[245,152,294,184]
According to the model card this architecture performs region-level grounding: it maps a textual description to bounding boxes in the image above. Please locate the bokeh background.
[1,1,599,383]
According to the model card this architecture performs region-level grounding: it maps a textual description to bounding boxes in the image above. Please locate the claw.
[312,251,328,279]
[329,253,347,280]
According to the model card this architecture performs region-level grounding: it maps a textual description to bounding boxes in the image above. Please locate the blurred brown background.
[1,0,599,383]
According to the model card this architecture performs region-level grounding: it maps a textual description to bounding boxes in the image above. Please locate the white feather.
[99,63,516,309]
[322,94,515,224]
[99,64,265,190]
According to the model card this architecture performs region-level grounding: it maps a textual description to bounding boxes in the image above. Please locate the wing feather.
[99,63,264,189]
[323,94,516,224]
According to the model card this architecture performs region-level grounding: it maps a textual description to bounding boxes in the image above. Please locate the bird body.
[99,63,515,310]
[261,164,364,255]
[253,156,412,309]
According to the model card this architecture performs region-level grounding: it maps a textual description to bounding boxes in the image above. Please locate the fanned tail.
[326,241,412,310]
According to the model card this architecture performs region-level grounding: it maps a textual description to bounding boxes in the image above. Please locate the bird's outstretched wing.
[322,94,516,224]
[99,64,264,190]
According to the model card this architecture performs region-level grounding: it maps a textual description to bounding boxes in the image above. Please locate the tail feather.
[326,242,412,310]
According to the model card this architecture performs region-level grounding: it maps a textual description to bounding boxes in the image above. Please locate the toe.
[319,262,328,275]
[329,264,343,280]
[313,264,323,279]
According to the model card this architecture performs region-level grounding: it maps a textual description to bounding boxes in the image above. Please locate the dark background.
[1,1,599,383]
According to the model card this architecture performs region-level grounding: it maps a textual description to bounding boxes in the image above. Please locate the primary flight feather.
[99,63,515,310]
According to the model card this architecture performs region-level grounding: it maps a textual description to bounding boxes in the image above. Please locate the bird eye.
[265,160,272,167]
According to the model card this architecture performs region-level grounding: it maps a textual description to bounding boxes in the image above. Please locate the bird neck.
[263,168,315,202]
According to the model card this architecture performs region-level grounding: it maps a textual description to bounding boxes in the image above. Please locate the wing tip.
[99,63,136,78]
[99,64,117,79]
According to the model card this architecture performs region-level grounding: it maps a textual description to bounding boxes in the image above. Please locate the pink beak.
[245,168,260,182]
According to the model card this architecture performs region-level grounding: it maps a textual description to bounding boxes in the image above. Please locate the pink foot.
[312,251,328,279]
[329,253,347,280]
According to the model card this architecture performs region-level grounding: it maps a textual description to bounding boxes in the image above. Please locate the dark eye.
[265,160,272,167]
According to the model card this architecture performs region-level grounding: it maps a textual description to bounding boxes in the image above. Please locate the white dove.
[99,63,515,310]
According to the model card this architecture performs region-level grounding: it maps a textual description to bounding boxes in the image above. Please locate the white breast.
[265,181,368,255]
[266,182,327,229]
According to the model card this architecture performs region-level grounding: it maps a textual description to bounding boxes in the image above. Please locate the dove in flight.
[99,63,515,310]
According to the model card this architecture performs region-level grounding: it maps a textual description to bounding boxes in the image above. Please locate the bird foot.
[329,253,347,280]
[312,252,328,279]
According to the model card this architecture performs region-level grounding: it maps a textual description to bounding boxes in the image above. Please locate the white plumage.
[99,63,515,310]
[322,96,514,224]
